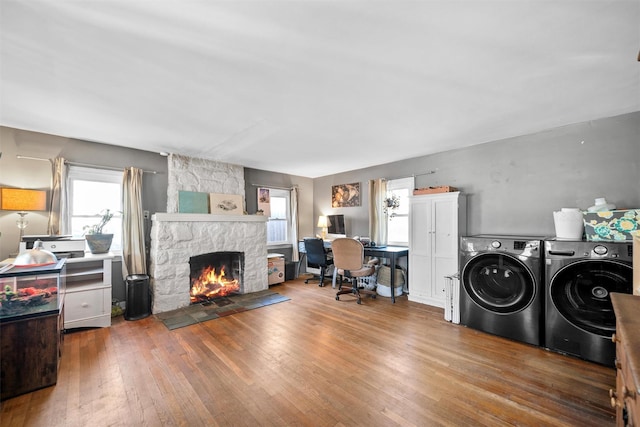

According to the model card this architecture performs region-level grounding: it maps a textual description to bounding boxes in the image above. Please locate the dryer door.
[549,259,632,336]
[461,253,536,314]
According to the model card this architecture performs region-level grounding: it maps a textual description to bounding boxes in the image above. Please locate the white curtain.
[47,157,69,235]
[290,186,299,262]
[122,167,147,276]
[368,178,388,246]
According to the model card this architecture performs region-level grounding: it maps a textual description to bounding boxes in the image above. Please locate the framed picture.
[209,193,244,215]
[257,187,271,217]
[332,182,360,207]
[178,190,209,213]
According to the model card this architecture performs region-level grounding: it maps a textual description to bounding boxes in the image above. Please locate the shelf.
[65,281,110,293]
[62,255,113,329]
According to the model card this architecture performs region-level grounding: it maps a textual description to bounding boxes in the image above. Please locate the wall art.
[209,193,244,215]
[257,187,271,216]
[332,182,360,207]
[178,190,209,213]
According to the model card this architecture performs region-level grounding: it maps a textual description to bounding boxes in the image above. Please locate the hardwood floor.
[1,278,615,426]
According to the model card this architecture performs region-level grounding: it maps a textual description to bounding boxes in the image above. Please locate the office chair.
[303,238,333,287]
[332,238,379,304]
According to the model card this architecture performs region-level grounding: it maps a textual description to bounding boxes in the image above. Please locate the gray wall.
[0,126,170,300]
[244,167,315,261]
[313,112,640,238]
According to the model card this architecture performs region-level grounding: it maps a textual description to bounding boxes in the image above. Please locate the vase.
[85,234,114,254]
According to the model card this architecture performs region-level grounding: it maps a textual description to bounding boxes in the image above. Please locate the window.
[266,188,291,245]
[386,177,414,246]
[68,166,123,251]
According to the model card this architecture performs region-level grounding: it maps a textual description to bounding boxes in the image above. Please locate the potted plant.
[383,194,400,216]
[84,209,115,254]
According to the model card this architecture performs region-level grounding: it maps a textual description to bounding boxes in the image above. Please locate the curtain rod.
[414,170,437,177]
[251,183,297,191]
[379,170,436,181]
[16,155,159,174]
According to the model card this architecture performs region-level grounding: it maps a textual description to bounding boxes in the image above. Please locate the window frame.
[385,176,414,246]
[265,188,291,247]
[67,166,123,252]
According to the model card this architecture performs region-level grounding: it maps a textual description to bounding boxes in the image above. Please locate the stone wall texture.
[166,153,245,213]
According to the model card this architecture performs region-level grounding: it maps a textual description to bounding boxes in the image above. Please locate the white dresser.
[64,253,115,329]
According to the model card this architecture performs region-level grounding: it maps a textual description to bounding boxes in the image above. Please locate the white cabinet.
[64,253,114,329]
[409,192,466,308]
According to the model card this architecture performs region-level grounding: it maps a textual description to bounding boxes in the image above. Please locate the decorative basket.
[583,209,640,241]
[377,266,405,287]
[357,274,377,290]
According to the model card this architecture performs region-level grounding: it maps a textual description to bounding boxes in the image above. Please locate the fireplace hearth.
[190,251,243,302]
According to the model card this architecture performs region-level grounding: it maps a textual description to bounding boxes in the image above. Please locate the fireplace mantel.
[152,213,268,223]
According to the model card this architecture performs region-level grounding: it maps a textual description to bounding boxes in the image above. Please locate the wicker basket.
[377,266,405,287]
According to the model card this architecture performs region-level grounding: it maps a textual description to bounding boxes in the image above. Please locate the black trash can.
[125,274,151,321]
[285,261,296,281]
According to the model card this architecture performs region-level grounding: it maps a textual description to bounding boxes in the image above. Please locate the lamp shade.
[317,216,328,228]
[0,188,47,211]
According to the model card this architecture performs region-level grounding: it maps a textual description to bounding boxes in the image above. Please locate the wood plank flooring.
[1,278,616,426]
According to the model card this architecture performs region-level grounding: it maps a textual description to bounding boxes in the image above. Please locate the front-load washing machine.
[460,235,544,346]
[545,239,633,366]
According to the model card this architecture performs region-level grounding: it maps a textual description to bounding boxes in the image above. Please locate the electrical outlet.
[143,210,150,219]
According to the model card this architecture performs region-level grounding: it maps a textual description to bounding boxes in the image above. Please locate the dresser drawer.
[65,287,109,322]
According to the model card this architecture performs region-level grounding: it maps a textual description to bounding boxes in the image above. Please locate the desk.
[299,240,409,303]
[363,246,409,303]
[328,245,408,303]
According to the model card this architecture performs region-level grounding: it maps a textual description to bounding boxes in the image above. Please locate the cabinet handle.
[610,389,621,408]
[81,302,89,307]
[623,386,637,400]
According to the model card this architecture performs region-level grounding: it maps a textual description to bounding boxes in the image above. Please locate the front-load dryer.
[545,239,633,366]
[460,235,544,346]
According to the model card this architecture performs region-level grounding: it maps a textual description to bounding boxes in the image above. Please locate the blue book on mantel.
[178,190,209,213]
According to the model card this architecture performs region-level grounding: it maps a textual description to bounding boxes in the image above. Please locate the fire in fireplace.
[189,251,243,303]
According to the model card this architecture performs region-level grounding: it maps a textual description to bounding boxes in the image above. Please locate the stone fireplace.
[148,154,270,314]
[149,213,269,313]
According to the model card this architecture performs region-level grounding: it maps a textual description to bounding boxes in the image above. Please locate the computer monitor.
[327,214,346,237]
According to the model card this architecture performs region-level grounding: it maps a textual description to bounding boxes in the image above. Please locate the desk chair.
[303,238,333,287]
[332,238,379,304]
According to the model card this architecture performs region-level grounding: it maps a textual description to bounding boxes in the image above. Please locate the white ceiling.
[1,1,638,178]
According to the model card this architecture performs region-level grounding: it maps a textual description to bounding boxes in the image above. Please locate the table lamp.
[1,188,47,240]
[317,215,331,240]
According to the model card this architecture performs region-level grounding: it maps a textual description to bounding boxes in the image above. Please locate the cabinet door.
[432,197,457,259]
[431,196,459,303]
[409,197,436,304]
[409,198,431,258]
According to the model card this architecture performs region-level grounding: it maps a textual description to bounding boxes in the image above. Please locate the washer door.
[549,260,632,336]
[462,253,536,314]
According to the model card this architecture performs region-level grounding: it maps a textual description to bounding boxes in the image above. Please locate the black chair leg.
[306,267,328,286]
[336,277,361,303]
[335,276,377,304]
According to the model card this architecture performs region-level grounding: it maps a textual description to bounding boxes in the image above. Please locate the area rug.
[155,290,290,330]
